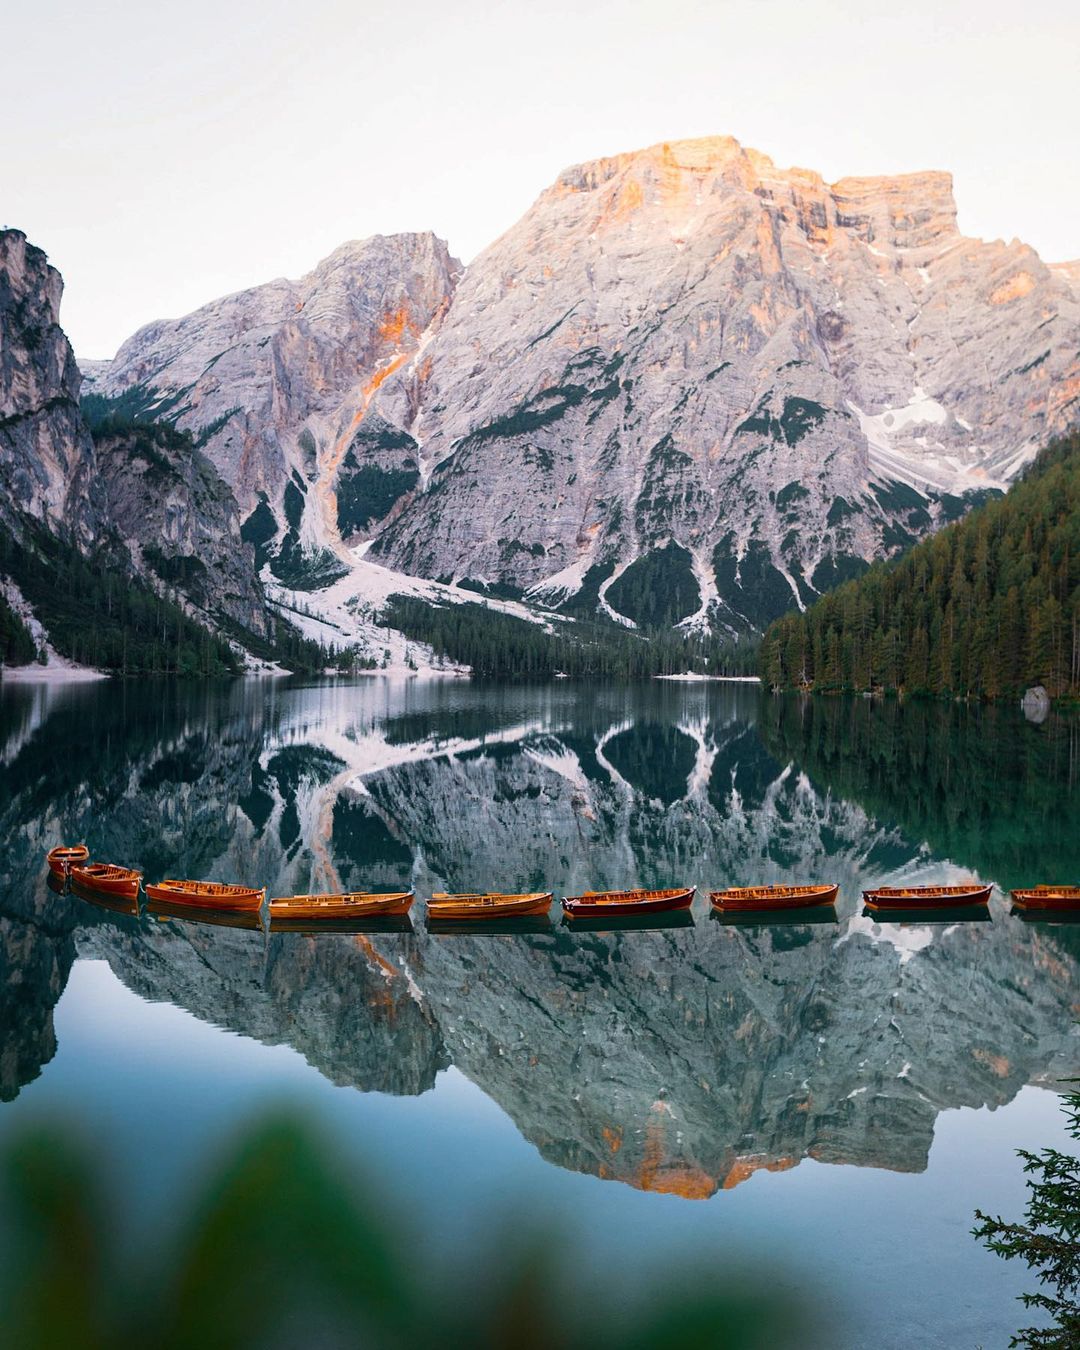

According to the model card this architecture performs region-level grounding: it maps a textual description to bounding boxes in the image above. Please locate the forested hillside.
[384,596,758,679]
[759,432,1080,700]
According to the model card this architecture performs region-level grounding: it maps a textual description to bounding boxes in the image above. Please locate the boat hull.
[426,892,553,921]
[47,844,89,878]
[1010,887,1080,912]
[562,887,695,919]
[70,864,141,902]
[145,881,265,912]
[269,892,414,921]
[710,884,838,913]
[863,884,991,910]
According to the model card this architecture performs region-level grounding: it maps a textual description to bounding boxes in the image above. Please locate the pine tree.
[973,1085,1080,1348]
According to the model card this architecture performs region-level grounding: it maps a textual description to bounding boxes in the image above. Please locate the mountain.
[88,136,1080,641]
[0,230,336,672]
[87,233,460,591]
[758,432,1080,698]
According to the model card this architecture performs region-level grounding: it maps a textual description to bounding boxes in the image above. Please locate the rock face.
[366,137,1080,630]
[93,421,269,637]
[91,234,461,588]
[0,230,101,543]
[90,138,1080,636]
[0,230,271,658]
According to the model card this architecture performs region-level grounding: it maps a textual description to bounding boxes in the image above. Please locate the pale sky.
[3,0,1077,358]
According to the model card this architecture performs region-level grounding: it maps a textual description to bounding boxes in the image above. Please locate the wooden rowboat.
[562,887,695,920]
[70,863,141,902]
[269,891,414,921]
[47,844,89,878]
[1010,885,1080,912]
[426,892,553,921]
[863,882,991,911]
[144,879,265,912]
[710,883,838,913]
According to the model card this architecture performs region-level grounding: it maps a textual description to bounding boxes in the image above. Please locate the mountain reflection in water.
[1,678,1078,1198]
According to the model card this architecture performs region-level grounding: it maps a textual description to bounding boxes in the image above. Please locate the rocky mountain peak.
[545,136,960,258]
[90,230,461,596]
[833,175,956,264]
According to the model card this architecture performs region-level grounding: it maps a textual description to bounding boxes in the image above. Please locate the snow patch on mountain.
[847,389,1010,495]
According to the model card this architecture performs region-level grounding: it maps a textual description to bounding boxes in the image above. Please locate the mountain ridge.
[81,133,1080,651]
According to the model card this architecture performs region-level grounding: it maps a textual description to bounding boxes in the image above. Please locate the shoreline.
[654,673,760,683]
[1,663,109,684]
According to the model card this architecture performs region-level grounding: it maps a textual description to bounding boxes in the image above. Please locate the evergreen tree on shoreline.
[760,433,1080,700]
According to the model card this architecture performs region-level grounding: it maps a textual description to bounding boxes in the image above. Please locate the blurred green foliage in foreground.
[0,1111,806,1350]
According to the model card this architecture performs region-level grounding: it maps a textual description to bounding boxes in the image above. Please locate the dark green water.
[1,677,1078,1347]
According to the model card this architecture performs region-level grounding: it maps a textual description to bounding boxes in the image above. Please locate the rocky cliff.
[0,230,286,663]
[91,418,269,637]
[366,138,1080,631]
[0,230,101,544]
[90,233,461,590]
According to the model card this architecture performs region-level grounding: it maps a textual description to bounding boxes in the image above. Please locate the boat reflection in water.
[559,908,696,934]
[426,914,554,936]
[1011,906,1080,925]
[270,914,416,935]
[146,899,264,931]
[710,906,838,928]
[862,905,994,925]
[45,870,69,898]
[70,878,140,918]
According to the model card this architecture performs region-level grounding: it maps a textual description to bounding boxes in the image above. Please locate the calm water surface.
[1,677,1078,1347]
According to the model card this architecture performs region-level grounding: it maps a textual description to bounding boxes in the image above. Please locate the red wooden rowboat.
[269,891,414,921]
[863,882,990,911]
[70,863,141,902]
[562,887,695,920]
[427,892,552,921]
[47,844,89,878]
[710,883,838,913]
[144,879,265,912]
[1010,885,1080,912]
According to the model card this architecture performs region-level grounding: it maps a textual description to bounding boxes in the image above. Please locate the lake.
[1,676,1078,1347]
